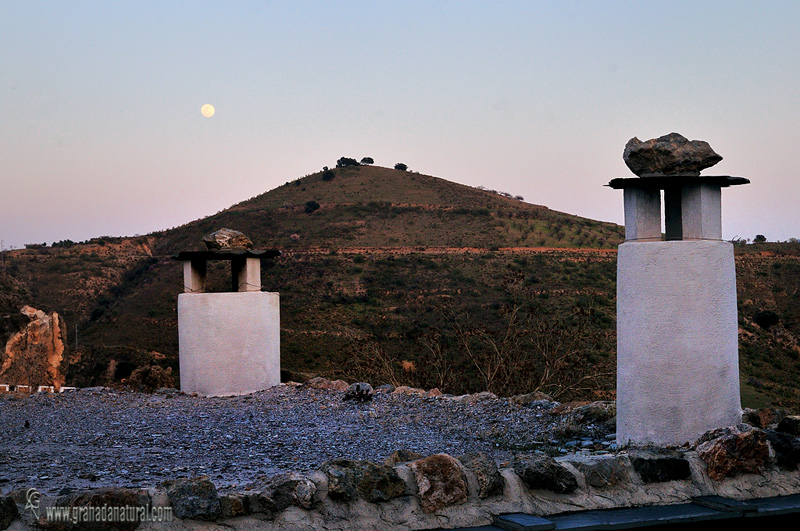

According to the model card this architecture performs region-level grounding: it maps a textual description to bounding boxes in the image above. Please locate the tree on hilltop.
[360,157,374,165]
[394,162,408,171]
[336,157,360,168]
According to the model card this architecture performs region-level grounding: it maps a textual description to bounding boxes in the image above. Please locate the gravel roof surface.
[0,385,610,495]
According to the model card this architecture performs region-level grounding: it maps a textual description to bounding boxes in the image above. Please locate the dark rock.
[631,456,691,484]
[320,460,405,503]
[776,415,800,436]
[509,391,553,406]
[572,401,616,423]
[409,454,468,513]
[384,449,424,466]
[162,476,221,521]
[511,455,578,494]
[357,462,407,503]
[695,423,754,445]
[320,460,359,501]
[743,408,784,429]
[343,382,374,402]
[696,427,770,481]
[0,496,18,530]
[202,228,253,251]
[458,452,504,498]
[249,472,317,513]
[623,133,722,177]
[567,455,630,488]
[46,487,152,531]
[765,430,800,469]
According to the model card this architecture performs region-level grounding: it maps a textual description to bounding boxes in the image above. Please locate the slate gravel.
[0,385,608,495]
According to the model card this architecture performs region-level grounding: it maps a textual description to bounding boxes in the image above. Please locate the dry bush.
[426,274,614,399]
[337,274,614,399]
[124,364,177,392]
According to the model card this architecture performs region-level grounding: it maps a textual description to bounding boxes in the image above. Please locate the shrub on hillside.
[305,200,321,213]
[394,162,408,171]
[754,310,780,330]
[322,166,335,181]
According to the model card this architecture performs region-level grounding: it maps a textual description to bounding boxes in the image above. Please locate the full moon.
[200,104,215,118]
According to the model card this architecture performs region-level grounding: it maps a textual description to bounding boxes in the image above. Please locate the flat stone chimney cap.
[607,175,749,190]
[172,249,281,261]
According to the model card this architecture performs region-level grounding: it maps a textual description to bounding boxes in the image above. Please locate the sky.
[2,1,799,249]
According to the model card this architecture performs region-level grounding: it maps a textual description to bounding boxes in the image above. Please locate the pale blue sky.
[2,1,798,248]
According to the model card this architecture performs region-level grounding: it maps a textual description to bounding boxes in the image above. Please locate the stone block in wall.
[320,460,405,503]
[777,416,800,436]
[630,455,691,484]
[765,431,800,470]
[162,476,221,521]
[511,454,579,494]
[696,428,770,481]
[46,487,152,531]
[566,454,631,488]
[220,494,248,518]
[384,449,424,466]
[0,497,19,531]
[458,452,504,498]
[409,454,468,513]
[248,472,317,514]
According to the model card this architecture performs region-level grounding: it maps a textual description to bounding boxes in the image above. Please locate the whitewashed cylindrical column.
[616,240,741,446]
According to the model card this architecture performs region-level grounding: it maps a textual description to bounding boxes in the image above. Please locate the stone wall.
[4,422,800,530]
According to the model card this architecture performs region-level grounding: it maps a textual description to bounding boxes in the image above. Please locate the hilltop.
[152,164,623,253]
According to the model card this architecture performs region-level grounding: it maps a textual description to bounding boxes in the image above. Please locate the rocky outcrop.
[409,454,468,513]
[623,133,722,176]
[0,306,67,389]
[202,228,253,251]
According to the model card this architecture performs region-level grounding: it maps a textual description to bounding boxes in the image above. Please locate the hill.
[152,165,624,253]
[1,164,799,408]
